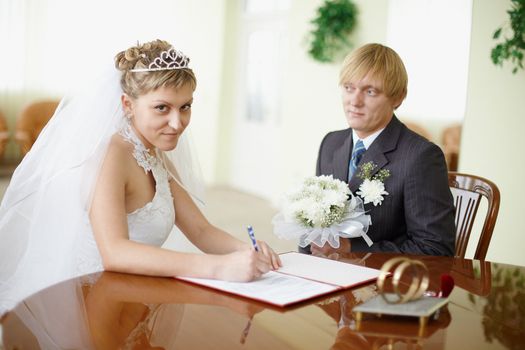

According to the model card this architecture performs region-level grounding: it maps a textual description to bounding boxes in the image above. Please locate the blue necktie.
[348,139,365,181]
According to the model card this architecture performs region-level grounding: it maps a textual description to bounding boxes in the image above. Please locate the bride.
[0,39,281,316]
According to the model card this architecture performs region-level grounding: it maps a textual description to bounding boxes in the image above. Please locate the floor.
[161,184,297,254]
[200,185,296,253]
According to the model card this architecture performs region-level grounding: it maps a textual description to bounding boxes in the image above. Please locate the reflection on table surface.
[1,252,524,349]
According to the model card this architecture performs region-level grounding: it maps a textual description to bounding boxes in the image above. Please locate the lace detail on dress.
[119,118,158,173]
[118,118,175,246]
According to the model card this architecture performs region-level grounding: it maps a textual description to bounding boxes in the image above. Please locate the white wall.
[386,0,472,142]
[215,0,241,185]
[460,0,525,266]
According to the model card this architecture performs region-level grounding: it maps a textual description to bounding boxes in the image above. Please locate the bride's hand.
[213,240,281,282]
[256,240,282,270]
[215,249,272,282]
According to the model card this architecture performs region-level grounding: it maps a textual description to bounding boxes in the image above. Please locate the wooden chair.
[0,110,9,159]
[450,258,492,296]
[448,172,500,260]
[403,120,433,141]
[442,124,462,171]
[15,100,59,156]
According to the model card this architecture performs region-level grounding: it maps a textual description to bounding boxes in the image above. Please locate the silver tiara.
[129,47,190,72]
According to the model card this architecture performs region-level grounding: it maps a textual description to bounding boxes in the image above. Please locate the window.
[241,0,289,123]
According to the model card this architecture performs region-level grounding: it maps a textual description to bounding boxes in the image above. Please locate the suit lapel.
[348,116,402,193]
[332,129,352,182]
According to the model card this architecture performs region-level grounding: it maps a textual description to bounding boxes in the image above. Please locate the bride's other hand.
[256,240,282,270]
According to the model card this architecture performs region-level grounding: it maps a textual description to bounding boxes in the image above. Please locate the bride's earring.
[125,113,133,128]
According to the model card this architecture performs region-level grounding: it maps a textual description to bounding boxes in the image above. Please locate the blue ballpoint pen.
[246,225,260,252]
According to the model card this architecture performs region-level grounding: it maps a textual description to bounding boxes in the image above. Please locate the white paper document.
[277,252,382,287]
[177,252,382,307]
[180,271,337,306]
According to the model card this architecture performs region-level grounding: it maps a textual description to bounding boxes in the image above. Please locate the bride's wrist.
[232,239,251,252]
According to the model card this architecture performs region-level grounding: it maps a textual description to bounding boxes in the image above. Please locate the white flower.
[273,175,372,248]
[282,175,350,228]
[356,179,389,206]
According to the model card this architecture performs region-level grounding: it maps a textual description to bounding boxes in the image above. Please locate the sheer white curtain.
[0,0,114,103]
[0,1,26,93]
[0,0,68,162]
[1,1,28,162]
[0,0,65,97]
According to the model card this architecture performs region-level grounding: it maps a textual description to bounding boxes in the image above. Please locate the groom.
[305,43,455,256]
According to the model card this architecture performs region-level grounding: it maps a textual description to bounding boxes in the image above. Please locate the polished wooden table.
[1,253,524,349]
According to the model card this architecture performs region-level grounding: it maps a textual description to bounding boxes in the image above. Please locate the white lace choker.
[129,47,190,73]
[119,119,158,173]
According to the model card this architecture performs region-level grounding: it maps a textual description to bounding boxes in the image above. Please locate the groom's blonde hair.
[339,43,407,107]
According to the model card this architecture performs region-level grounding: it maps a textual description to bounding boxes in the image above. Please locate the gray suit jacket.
[306,116,455,256]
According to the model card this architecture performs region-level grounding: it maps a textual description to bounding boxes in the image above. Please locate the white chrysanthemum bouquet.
[272,175,372,249]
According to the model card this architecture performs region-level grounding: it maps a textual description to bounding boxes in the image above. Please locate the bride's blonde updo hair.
[114,39,197,98]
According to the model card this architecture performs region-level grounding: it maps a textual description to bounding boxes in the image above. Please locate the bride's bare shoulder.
[101,133,136,170]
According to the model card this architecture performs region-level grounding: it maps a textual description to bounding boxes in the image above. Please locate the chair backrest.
[450,258,492,296]
[0,110,9,160]
[15,100,59,155]
[442,124,462,171]
[403,120,433,141]
[0,110,9,157]
[448,172,500,260]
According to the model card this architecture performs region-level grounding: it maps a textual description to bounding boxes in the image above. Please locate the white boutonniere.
[356,162,390,206]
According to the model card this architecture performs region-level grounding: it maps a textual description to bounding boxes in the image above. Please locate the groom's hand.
[311,238,351,257]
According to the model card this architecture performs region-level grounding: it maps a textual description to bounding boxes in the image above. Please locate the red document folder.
[176,252,383,307]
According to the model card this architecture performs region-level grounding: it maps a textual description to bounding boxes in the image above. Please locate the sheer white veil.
[0,65,204,315]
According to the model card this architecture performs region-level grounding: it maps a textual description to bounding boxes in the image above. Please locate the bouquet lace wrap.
[272,175,372,248]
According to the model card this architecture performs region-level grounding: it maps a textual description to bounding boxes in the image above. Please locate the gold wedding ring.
[376,257,429,304]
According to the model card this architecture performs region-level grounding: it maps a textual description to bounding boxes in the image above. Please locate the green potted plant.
[491,0,525,74]
[307,0,358,63]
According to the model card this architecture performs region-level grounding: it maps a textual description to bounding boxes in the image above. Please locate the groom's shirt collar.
[352,128,385,150]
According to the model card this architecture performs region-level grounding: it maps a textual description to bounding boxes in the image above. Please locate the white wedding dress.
[74,121,176,277]
[0,122,176,315]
